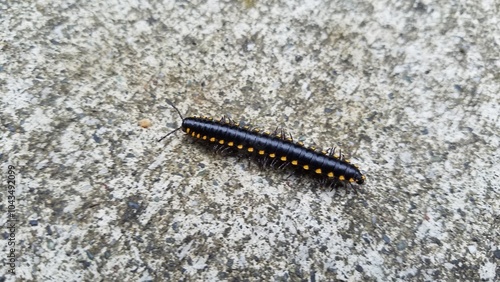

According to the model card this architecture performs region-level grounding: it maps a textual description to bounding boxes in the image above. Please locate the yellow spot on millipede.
[280,156,287,161]
[202,136,207,140]
[291,160,298,165]
[339,175,345,181]
[315,168,322,174]
[237,144,243,149]
[298,141,304,146]
[349,178,355,183]
[258,150,265,155]
[210,137,216,142]
[196,133,201,138]
[327,172,334,178]
[186,128,191,133]
[228,141,234,146]
[303,165,309,170]
[191,132,196,137]
[248,147,254,152]
[219,140,225,145]
[269,153,276,158]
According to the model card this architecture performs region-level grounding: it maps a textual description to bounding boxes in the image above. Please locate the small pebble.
[397,240,407,250]
[128,201,139,209]
[138,119,152,128]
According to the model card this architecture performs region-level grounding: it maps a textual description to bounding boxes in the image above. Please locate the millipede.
[159,100,366,190]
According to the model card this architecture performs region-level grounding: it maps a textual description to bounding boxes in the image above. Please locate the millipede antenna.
[165,99,184,121]
[158,99,184,142]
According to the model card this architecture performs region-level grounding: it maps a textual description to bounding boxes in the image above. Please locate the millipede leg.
[278,162,290,170]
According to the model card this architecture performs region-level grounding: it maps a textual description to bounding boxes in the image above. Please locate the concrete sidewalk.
[1,0,498,281]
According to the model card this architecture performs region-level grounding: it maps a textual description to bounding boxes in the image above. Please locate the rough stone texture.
[1,0,499,281]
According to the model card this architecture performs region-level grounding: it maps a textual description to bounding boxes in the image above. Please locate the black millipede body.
[159,101,366,188]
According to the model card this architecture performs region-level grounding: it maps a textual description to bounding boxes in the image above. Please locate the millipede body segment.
[178,116,365,186]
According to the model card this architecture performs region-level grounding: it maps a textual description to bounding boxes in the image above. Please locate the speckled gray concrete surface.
[1,0,499,281]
